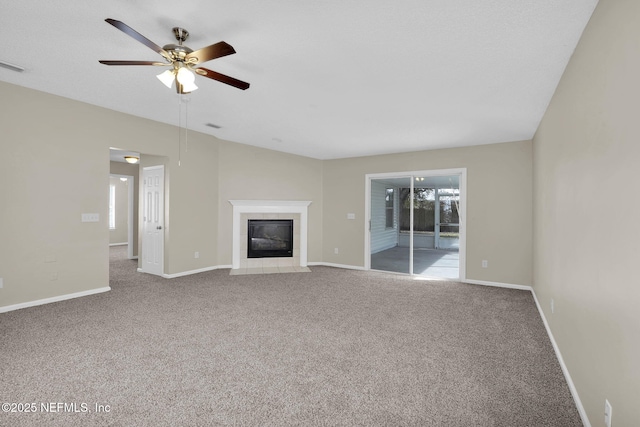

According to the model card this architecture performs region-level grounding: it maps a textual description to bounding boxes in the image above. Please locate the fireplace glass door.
[248,219,294,258]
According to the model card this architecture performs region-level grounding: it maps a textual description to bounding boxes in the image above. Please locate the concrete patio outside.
[370,246,460,279]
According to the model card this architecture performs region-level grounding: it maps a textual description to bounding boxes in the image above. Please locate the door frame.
[364,168,467,280]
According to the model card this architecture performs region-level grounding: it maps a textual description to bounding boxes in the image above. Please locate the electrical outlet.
[194,251,200,259]
[347,213,356,220]
[551,299,555,314]
[604,399,612,427]
[481,260,488,268]
[334,248,339,254]
[0,278,3,289]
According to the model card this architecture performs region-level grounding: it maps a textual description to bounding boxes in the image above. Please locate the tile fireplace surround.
[229,200,312,275]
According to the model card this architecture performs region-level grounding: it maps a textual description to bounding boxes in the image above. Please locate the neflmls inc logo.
[40,402,89,413]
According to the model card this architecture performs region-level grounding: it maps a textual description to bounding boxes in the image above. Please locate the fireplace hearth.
[247,219,293,258]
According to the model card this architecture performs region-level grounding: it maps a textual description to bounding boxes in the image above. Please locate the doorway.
[365,169,466,280]
[109,148,141,262]
[109,174,135,259]
[109,149,166,277]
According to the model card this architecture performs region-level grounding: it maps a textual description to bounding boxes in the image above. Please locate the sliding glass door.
[368,171,463,279]
[370,176,411,274]
[411,176,460,278]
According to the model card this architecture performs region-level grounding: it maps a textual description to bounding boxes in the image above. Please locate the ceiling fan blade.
[105,19,170,60]
[195,67,250,90]
[185,41,236,64]
[99,60,169,66]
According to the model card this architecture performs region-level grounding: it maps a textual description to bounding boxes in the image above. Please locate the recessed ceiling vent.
[0,60,25,72]
[205,123,222,129]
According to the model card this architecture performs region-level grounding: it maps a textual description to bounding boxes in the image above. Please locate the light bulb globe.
[157,69,175,88]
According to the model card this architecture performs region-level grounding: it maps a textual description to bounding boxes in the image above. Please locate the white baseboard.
[307,262,366,270]
[463,278,533,291]
[530,289,590,427]
[160,263,357,277]
[0,287,111,314]
[164,265,232,279]
[136,265,233,279]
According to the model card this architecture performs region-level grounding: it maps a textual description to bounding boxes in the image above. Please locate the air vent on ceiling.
[205,123,222,129]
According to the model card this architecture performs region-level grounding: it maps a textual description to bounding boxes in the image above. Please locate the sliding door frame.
[364,168,467,280]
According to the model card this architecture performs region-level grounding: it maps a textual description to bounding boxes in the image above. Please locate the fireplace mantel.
[229,200,312,270]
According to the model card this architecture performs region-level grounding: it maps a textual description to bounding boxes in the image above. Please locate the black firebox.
[247,219,293,258]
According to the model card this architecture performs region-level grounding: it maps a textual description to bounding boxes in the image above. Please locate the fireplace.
[229,200,311,271]
[247,219,293,258]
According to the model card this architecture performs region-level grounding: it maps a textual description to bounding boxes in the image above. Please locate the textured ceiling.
[0,0,598,159]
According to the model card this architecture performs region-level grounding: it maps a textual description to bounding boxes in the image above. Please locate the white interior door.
[142,166,164,276]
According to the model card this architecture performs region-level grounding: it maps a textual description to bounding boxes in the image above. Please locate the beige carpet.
[0,247,581,426]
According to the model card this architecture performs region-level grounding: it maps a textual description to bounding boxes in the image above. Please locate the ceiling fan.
[99,19,250,94]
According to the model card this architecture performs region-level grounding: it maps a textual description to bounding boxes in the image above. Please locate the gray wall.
[322,141,533,285]
[532,0,640,424]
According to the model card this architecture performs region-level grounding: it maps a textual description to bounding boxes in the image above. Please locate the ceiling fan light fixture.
[180,80,198,93]
[176,67,198,92]
[157,69,175,88]
[100,20,249,91]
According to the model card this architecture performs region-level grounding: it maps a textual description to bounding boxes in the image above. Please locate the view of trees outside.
[399,188,460,234]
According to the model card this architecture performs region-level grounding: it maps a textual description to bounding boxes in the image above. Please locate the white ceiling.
[0,0,598,160]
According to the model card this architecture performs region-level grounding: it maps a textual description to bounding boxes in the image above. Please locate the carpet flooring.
[0,247,582,426]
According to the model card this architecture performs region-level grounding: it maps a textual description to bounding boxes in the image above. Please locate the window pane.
[385,188,394,228]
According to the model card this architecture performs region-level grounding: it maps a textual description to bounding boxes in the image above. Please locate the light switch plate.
[81,213,100,222]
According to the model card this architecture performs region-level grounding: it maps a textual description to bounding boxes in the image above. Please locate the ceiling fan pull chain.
[178,95,182,167]
[185,96,189,153]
